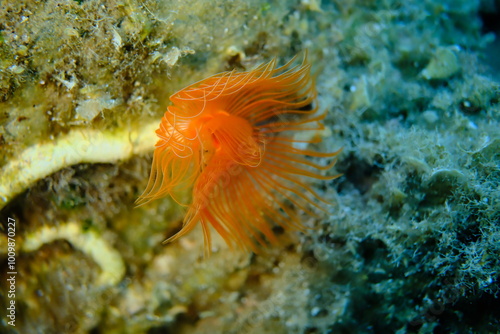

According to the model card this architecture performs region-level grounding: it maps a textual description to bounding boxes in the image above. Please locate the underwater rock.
[421,46,461,80]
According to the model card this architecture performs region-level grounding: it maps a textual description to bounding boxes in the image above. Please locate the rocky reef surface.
[1,0,499,333]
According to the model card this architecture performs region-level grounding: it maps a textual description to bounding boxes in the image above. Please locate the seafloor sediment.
[1,0,499,333]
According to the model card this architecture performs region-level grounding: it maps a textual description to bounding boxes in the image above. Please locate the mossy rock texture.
[1,0,500,333]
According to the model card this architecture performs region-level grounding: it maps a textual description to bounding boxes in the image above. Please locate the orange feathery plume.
[136,52,341,256]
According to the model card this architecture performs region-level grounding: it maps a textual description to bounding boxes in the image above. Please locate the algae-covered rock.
[1,0,500,333]
[421,46,461,80]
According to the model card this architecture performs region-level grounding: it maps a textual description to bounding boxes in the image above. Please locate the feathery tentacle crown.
[137,53,341,256]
